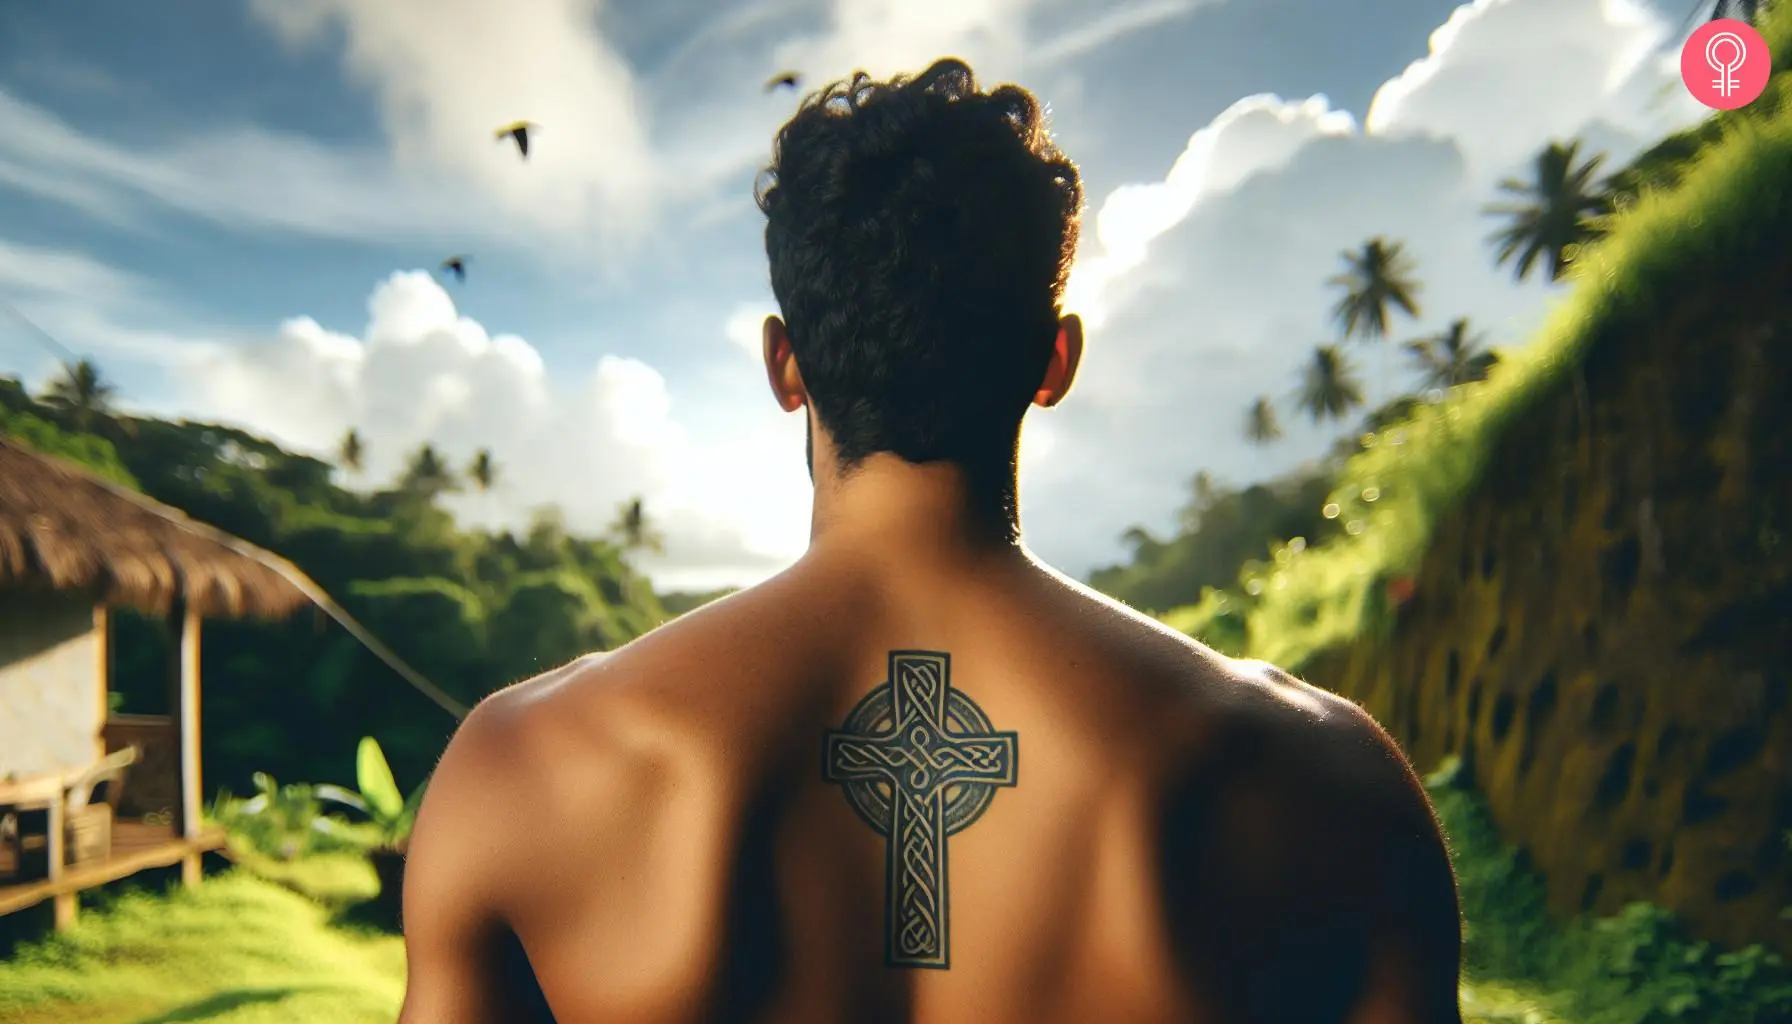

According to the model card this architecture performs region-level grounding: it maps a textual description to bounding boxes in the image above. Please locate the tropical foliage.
[38,358,116,431]
[1090,465,1338,615]
[1405,319,1500,390]
[1484,139,1612,283]
[0,379,670,793]
[1328,237,1423,341]
[316,737,426,850]
[210,771,364,862]
[1295,345,1367,423]
[1243,396,1282,444]
[337,428,365,476]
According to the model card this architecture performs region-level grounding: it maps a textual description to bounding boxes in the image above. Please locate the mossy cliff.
[1307,252,1791,956]
[1163,26,1792,957]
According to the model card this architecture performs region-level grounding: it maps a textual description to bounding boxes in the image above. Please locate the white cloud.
[1365,0,1702,173]
[1020,0,1709,574]
[767,0,1030,86]
[0,238,234,383]
[250,0,659,247]
[0,0,1720,591]
[0,242,798,592]
[0,238,150,303]
[1062,93,1359,329]
[1032,0,1209,67]
[723,302,776,358]
[0,89,492,248]
[180,271,802,591]
[0,153,145,229]
[0,0,1192,261]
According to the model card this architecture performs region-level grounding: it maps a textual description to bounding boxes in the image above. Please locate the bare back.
[400,551,1464,1023]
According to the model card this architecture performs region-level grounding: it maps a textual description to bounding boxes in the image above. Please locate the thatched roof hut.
[1,436,327,928]
[0,436,312,620]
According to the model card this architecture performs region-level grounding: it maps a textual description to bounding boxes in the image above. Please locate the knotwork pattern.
[824,651,1018,968]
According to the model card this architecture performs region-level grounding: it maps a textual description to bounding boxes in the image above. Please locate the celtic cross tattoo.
[823,650,1018,969]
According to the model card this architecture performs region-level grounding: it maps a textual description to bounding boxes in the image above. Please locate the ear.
[763,315,807,413]
[1032,314,1084,409]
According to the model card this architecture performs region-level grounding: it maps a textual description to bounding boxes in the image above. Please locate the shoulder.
[1216,664,1464,1016]
[1225,658,1401,758]
[1170,657,1459,930]
[405,652,693,926]
[1205,657,1444,847]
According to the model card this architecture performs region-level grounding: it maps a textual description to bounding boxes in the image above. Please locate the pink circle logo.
[1681,20,1772,110]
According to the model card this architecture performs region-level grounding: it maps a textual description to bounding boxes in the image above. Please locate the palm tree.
[337,429,365,476]
[467,449,497,492]
[1295,345,1366,424]
[1483,139,1611,283]
[1120,526,1160,561]
[1176,470,1221,534]
[1243,396,1283,444]
[1403,319,1501,390]
[1328,238,1421,400]
[1328,239,1422,342]
[399,444,457,499]
[608,496,665,555]
[41,358,116,431]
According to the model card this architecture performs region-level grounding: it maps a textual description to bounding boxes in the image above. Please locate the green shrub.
[0,407,138,486]
[316,736,427,851]
[211,772,370,861]
[1427,760,1792,1023]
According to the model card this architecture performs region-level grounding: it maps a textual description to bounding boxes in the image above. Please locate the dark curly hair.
[756,58,1083,476]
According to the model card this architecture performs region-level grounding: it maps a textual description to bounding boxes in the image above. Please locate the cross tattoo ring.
[823,651,1018,969]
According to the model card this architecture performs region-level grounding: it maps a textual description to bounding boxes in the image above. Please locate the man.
[399,58,1464,1023]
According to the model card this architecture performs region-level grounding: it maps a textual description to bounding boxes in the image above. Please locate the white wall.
[0,590,102,777]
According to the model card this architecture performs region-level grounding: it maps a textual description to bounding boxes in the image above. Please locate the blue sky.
[0,0,1711,589]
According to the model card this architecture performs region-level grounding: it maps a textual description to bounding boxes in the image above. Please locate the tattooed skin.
[823,651,1019,969]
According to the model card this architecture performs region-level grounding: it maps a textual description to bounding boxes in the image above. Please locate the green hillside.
[1083,7,1792,1021]
[0,380,668,792]
[1144,7,1792,675]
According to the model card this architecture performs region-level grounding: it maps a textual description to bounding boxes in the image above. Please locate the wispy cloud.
[0,238,232,382]
[0,154,145,229]
[1032,0,1208,66]
[0,238,150,301]
[0,0,1191,266]
[0,0,1718,586]
[5,56,131,99]
[0,89,488,247]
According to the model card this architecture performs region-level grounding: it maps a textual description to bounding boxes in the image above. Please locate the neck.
[808,452,1023,565]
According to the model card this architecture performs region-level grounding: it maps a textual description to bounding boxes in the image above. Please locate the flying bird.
[764,72,800,93]
[440,255,469,283]
[494,120,538,158]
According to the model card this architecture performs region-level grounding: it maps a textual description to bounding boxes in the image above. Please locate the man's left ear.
[1032,314,1084,408]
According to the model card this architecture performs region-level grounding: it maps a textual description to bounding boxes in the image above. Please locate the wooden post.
[172,603,203,887]
[94,605,111,762]
[47,793,73,928]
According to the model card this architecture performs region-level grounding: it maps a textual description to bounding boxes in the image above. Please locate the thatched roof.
[0,437,316,620]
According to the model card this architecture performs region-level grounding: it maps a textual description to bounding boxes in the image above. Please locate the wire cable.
[0,298,470,720]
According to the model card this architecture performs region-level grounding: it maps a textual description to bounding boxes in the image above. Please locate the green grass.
[0,868,404,1024]
[218,844,381,907]
[1430,762,1792,1024]
[1163,6,1792,672]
